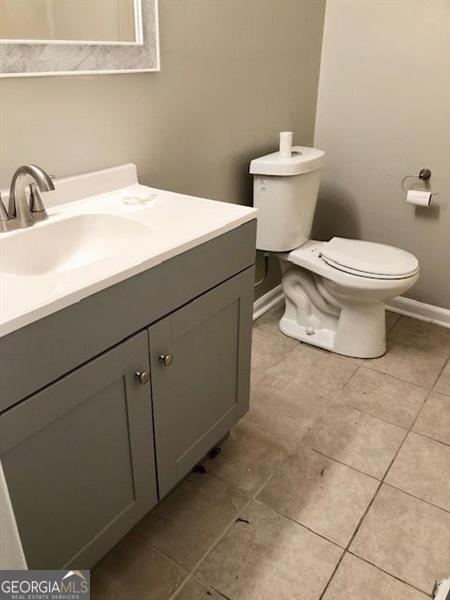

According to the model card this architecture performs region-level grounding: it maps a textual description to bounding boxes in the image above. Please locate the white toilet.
[250,140,419,359]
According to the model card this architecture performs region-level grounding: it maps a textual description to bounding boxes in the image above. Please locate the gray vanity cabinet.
[149,268,253,497]
[0,331,157,570]
[0,222,256,570]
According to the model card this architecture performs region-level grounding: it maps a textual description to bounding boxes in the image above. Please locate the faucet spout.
[8,164,55,228]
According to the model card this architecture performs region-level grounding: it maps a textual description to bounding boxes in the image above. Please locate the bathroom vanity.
[0,165,257,569]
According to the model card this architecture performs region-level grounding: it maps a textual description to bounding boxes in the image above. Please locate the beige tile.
[267,344,358,399]
[386,432,450,511]
[386,310,401,332]
[303,404,406,479]
[251,326,297,375]
[413,391,450,446]
[174,577,223,599]
[196,500,342,600]
[323,553,428,600]
[202,421,288,497]
[253,302,285,335]
[336,367,427,428]
[389,316,450,358]
[366,340,447,388]
[258,447,378,546]
[91,530,186,600]
[435,359,450,396]
[244,379,327,451]
[135,472,246,570]
[351,485,450,594]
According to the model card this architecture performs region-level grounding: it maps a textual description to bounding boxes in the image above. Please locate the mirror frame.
[0,0,159,77]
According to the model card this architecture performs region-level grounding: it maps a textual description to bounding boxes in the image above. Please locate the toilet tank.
[250,146,325,252]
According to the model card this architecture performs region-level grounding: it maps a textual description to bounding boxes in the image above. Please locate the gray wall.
[314,0,450,309]
[0,0,326,296]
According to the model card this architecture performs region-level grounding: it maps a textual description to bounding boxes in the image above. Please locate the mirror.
[0,0,159,77]
[0,0,142,45]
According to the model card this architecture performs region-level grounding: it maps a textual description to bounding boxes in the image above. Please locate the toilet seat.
[319,237,419,280]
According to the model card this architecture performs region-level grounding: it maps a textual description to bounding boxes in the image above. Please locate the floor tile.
[303,404,406,479]
[201,421,288,497]
[389,316,450,358]
[323,553,428,600]
[173,577,223,599]
[386,310,401,332]
[366,340,446,388]
[244,379,327,451]
[266,344,358,399]
[335,367,427,428]
[196,500,342,600]
[91,530,186,600]
[386,432,450,511]
[252,326,297,365]
[134,471,246,570]
[435,360,450,396]
[258,447,378,546]
[253,302,285,336]
[413,391,450,446]
[351,485,450,594]
[251,327,297,382]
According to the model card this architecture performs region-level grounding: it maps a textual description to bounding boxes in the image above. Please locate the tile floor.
[92,306,450,599]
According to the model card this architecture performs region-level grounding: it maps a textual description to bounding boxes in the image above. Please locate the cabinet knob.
[159,353,174,367]
[135,370,150,385]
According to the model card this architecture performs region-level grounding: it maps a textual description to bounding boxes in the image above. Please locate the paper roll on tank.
[279,131,293,158]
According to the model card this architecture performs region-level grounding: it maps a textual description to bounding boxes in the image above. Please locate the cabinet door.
[0,331,157,569]
[149,268,254,497]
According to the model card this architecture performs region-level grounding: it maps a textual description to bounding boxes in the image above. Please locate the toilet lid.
[319,238,419,279]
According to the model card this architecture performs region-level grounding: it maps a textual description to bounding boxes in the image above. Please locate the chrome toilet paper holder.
[401,168,439,196]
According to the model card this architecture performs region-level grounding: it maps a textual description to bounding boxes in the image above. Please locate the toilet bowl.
[250,137,420,359]
[280,239,419,358]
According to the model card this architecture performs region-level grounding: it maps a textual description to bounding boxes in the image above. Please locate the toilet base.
[279,264,388,359]
[280,316,336,353]
[279,301,387,359]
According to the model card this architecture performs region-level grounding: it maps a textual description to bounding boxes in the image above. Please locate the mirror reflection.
[0,0,141,44]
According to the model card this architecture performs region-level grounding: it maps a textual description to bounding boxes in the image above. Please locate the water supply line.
[254,253,270,288]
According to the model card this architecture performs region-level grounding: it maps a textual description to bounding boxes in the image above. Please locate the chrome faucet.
[0,164,55,232]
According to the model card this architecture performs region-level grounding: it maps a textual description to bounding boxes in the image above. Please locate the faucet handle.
[29,183,48,222]
[0,192,14,232]
[0,192,8,222]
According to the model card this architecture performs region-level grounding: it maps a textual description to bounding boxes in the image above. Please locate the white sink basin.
[0,163,257,337]
[1,213,151,276]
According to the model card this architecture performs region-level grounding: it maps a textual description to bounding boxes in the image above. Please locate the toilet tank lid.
[250,146,325,176]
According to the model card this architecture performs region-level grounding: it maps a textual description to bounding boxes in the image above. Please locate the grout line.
[170,574,193,599]
[176,317,447,599]
[383,481,450,515]
[306,447,382,482]
[346,551,433,598]
[335,401,417,431]
[319,376,427,600]
[254,497,346,551]
[187,472,278,589]
[169,453,287,600]
[317,478,383,600]
[412,429,450,448]
[167,495,253,600]
[362,359,436,392]
[149,544,190,576]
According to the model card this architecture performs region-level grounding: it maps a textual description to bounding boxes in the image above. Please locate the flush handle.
[135,370,150,385]
[159,353,174,367]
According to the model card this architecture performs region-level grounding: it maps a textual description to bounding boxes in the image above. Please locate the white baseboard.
[253,285,283,321]
[387,296,450,328]
[253,286,450,329]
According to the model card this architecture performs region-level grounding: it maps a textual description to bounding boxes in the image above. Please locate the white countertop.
[0,164,257,337]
